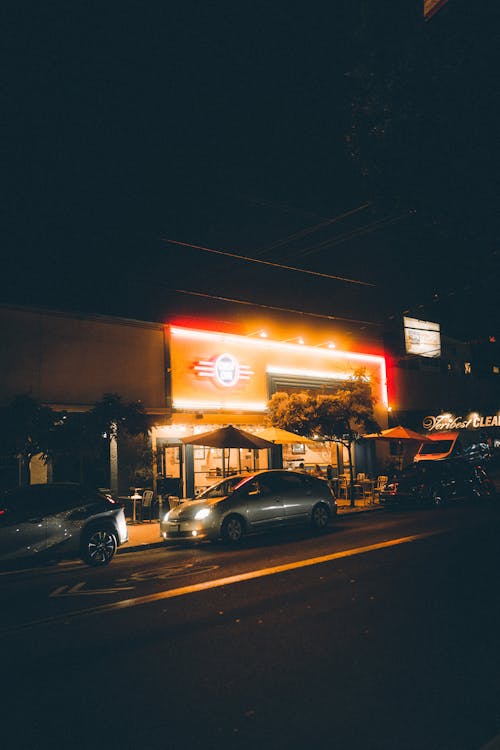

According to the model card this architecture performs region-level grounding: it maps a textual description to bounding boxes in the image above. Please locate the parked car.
[0,483,128,567]
[161,469,337,544]
[414,431,491,465]
[380,460,496,509]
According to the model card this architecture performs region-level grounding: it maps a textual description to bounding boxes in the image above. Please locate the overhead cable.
[162,238,375,287]
[174,288,381,327]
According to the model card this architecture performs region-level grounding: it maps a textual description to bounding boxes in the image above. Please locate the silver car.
[160,469,337,544]
[0,483,128,567]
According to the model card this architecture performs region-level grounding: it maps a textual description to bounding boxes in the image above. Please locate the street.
[2,502,500,750]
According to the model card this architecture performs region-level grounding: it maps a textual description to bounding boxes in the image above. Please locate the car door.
[0,487,48,562]
[276,472,313,524]
[235,475,285,530]
[41,485,91,554]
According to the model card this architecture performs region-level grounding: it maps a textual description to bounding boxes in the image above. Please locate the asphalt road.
[2,503,500,750]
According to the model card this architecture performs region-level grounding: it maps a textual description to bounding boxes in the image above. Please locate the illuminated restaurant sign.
[194,353,254,388]
[168,326,388,414]
[423,413,500,431]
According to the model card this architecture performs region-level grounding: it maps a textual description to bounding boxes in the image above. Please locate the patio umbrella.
[182,425,275,476]
[182,425,274,449]
[255,427,316,445]
[362,425,432,471]
[362,426,432,441]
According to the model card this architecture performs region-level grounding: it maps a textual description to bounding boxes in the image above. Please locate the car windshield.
[418,440,454,456]
[197,475,252,499]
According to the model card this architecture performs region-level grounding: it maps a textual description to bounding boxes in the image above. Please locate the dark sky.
[4,1,499,342]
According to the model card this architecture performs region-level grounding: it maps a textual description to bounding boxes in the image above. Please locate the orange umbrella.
[362,426,432,441]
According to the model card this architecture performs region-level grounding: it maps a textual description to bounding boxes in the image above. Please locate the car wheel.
[311,503,330,530]
[221,515,245,544]
[81,527,117,566]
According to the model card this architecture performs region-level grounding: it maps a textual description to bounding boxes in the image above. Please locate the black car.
[0,483,128,567]
[380,460,495,509]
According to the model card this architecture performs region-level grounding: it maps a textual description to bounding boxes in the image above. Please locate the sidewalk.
[119,500,383,554]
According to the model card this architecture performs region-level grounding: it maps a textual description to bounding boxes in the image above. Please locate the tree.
[0,395,59,485]
[87,393,151,441]
[267,370,381,506]
[48,393,152,489]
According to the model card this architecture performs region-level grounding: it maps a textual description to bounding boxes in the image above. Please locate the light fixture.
[312,341,336,349]
[280,336,305,345]
[246,329,268,338]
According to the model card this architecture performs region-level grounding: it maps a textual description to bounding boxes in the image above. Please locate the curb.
[118,505,385,554]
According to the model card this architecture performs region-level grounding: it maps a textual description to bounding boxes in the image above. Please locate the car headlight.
[194,507,211,520]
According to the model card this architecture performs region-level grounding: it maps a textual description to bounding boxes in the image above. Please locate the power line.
[253,202,372,256]
[290,211,413,260]
[162,238,376,287]
[173,288,381,327]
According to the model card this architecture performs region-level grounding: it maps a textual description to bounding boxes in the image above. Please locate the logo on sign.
[423,413,500,431]
[194,353,254,388]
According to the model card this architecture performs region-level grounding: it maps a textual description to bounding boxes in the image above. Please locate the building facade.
[0,304,388,495]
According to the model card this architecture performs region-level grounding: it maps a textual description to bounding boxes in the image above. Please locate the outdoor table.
[130,491,143,523]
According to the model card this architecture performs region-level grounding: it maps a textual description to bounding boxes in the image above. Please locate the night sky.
[4,1,499,342]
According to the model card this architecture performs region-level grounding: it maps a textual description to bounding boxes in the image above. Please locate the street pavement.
[121,462,500,553]
[120,498,383,553]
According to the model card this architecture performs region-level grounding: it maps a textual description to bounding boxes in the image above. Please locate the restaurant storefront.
[153,325,389,497]
[0,304,389,495]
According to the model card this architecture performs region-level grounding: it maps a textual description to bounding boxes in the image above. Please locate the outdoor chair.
[373,476,388,503]
[140,490,154,521]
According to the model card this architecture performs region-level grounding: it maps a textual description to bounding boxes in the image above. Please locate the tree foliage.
[0,395,58,483]
[267,370,381,505]
[0,392,151,486]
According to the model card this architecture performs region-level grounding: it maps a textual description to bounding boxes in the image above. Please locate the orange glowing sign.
[168,326,388,414]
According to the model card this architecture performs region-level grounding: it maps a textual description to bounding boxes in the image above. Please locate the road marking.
[1,530,443,634]
[49,582,135,597]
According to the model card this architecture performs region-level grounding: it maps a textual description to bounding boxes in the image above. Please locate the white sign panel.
[404,317,441,358]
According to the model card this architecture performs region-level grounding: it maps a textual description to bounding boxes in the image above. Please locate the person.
[313,464,324,477]
[326,464,336,496]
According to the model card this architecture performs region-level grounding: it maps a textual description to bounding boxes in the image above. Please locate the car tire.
[221,514,245,544]
[81,526,118,566]
[311,503,330,530]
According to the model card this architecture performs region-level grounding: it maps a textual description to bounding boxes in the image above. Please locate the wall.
[0,305,167,410]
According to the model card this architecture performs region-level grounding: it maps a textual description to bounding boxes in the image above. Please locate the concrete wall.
[0,305,167,410]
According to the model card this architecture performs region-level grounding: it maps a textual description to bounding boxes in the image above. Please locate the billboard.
[403,316,441,358]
